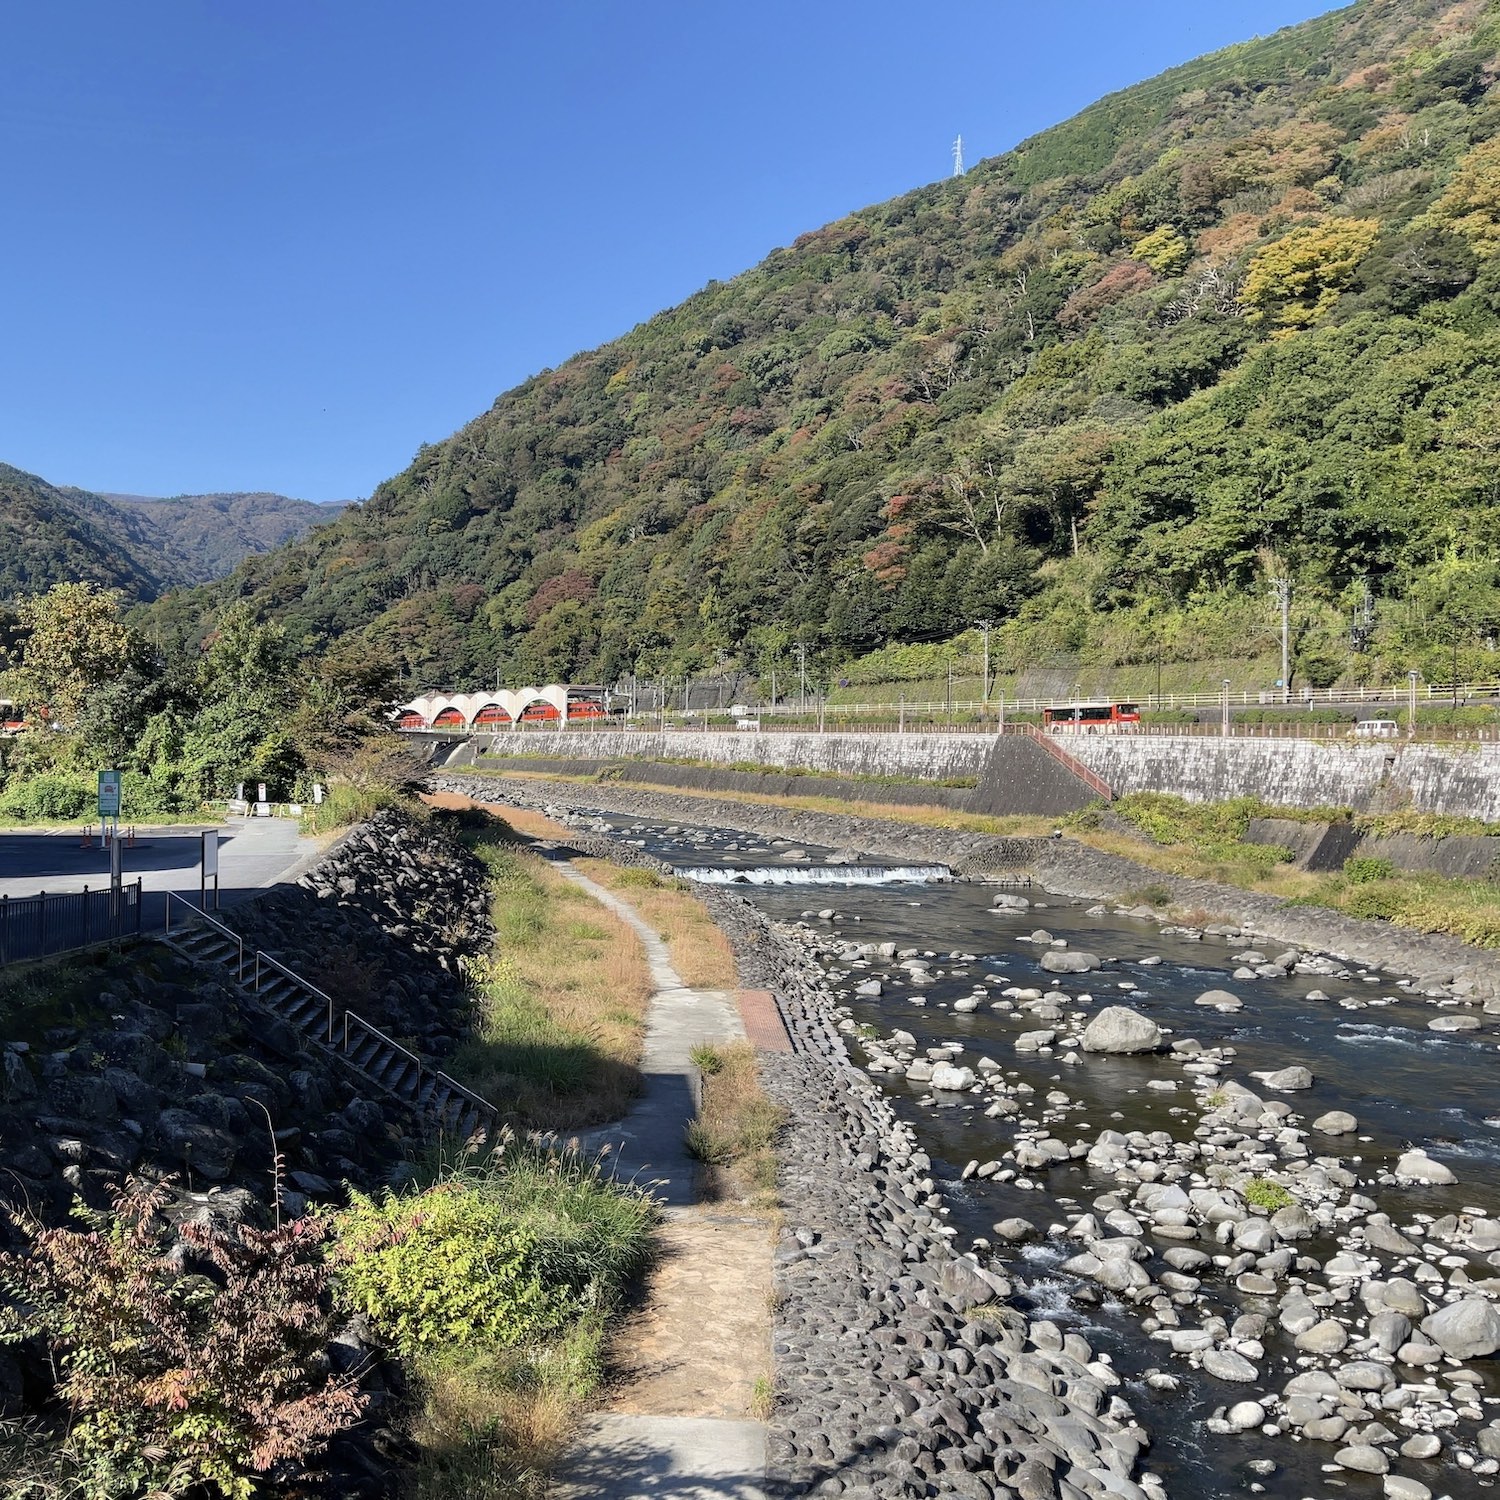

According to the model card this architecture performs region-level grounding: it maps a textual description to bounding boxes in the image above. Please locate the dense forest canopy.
[156,0,1500,693]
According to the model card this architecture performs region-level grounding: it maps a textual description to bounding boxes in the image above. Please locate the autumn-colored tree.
[0,1179,364,1498]
[1423,137,1500,257]
[1243,218,1381,331]
[1131,225,1193,275]
[5,582,143,724]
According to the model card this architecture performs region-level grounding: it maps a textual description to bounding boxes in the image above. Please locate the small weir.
[672,862,953,886]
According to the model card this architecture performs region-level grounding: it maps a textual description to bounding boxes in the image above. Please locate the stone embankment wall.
[474,728,996,779]
[1065,736,1500,820]
[458,728,1500,823]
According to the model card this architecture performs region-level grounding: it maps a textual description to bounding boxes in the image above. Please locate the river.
[587,807,1500,1499]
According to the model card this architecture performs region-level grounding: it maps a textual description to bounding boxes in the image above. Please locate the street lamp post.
[1408,670,1419,738]
[1222,678,1231,739]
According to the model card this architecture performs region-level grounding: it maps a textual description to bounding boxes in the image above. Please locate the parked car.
[1352,718,1400,738]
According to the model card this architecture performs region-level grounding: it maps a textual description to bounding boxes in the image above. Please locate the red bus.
[1042,701,1140,733]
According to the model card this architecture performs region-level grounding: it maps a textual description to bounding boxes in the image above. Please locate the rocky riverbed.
[457,779,1500,1500]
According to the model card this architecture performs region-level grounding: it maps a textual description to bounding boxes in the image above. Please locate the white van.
[1352,719,1400,738]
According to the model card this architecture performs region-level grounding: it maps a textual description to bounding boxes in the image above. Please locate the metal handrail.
[164,891,245,982]
[345,1009,423,1081]
[254,948,338,1043]
[432,1067,500,1120]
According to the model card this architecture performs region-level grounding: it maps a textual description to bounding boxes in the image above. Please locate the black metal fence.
[0,880,144,967]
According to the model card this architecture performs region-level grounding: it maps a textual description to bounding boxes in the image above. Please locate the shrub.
[332,1142,656,1359]
[1243,1177,1294,1213]
[0,1179,362,1499]
[1344,855,1396,884]
[0,770,96,822]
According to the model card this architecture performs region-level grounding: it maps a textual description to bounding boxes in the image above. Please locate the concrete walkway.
[550,858,746,1209]
[543,857,768,1500]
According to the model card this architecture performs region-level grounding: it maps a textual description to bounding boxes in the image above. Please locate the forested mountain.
[100,492,349,587]
[0,466,169,600]
[0,469,345,602]
[184,0,1500,692]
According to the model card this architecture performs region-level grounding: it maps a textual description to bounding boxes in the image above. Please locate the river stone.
[1378,1278,1428,1317]
[1420,1297,1500,1359]
[1296,1319,1350,1354]
[1202,1349,1258,1382]
[1428,1014,1480,1032]
[1081,1006,1162,1055]
[1394,1150,1457,1185]
[1400,1435,1443,1460]
[1040,949,1101,974]
[1384,1478,1431,1500]
[929,1063,977,1092]
[1313,1110,1358,1134]
[1195,989,1243,1012]
[1335,1445,1389,1475]
[1259,1065,1313,1091]
[1226,1400,1266,1432]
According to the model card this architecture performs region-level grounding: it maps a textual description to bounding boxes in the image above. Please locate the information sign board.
[98,770,122,819]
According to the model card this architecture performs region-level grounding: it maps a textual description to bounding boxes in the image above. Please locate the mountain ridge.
[143,0,1500,692]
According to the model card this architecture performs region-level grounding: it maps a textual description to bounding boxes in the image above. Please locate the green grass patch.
[333,1138,657,1500]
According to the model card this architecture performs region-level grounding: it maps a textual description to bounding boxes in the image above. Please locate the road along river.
[568,805,1500,1500]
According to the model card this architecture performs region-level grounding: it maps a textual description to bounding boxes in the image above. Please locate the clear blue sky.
[0,1,1339,502]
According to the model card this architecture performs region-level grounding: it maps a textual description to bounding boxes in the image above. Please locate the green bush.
[1243,1177,1294,1212]
[1344,855,1396,884]
[332,1143,655,1358]
[0,770,96,822]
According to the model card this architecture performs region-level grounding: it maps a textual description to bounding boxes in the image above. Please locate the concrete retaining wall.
[1066,737,1500,821]
[468,757,970,811]
[446,728,1500,824]
[471,729,994,781]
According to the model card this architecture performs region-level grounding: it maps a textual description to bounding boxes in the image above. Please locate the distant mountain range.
[0,464,350,601]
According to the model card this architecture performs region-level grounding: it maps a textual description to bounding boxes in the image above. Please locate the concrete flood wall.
[452,728,1500,824]
[471,729,996,780]
[1065,737,1500,822]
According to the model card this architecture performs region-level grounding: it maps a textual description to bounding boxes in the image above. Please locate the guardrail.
[0,880,143,967]
[401,678,1500,731]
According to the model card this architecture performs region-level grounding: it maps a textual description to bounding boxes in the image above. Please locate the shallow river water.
[591,809,1500,1499]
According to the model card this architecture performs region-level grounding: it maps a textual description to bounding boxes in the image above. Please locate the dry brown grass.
[575,860,739,989]
[685,1041,784,1208]
[450,844,652,1131]
[406,1348,576,1500]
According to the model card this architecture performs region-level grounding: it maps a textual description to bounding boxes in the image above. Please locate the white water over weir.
[671,863,954,886]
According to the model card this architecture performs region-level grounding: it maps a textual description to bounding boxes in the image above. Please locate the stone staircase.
[167,904,496,1142]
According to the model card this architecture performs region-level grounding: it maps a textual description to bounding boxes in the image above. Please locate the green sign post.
[97,770,121,850]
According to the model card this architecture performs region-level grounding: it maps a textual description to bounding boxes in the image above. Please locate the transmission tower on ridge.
[952,134,965,176]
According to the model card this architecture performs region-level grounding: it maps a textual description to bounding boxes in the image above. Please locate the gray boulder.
[1081,1006,1161,1054]
[1421,1298,1500,1359]
[1040,949,1102,974]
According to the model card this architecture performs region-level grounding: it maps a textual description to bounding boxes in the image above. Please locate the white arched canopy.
[397,685,579,728]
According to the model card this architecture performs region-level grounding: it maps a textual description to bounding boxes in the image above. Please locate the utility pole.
[770,664,777,714]
[1273,577,1292,703]
[1408,669,1420,739]
[975,619,993,707]
[794,641,808,715]
[1222,678,1232,739]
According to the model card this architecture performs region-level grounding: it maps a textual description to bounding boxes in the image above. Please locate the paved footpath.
[544,857,770,1500]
